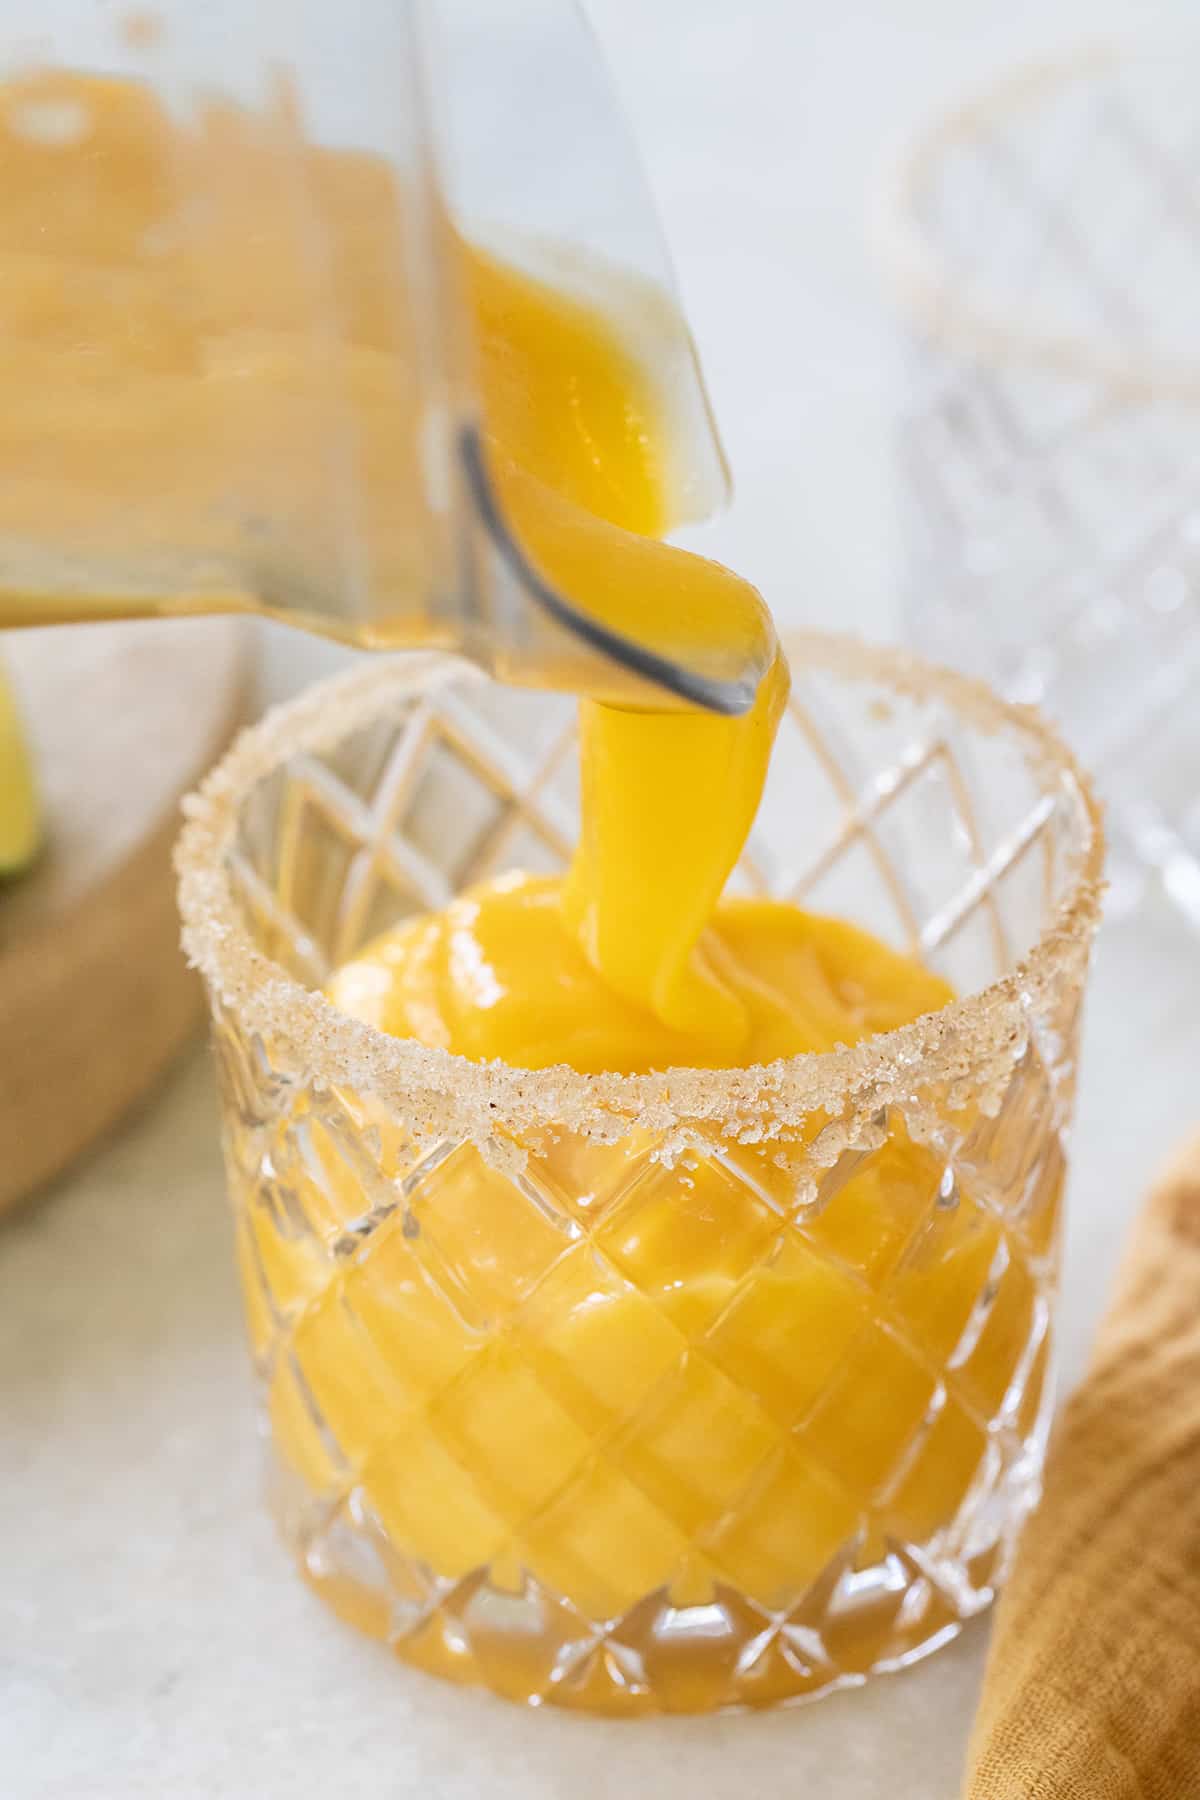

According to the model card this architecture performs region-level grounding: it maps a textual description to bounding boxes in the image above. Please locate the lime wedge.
[0,656,40,877]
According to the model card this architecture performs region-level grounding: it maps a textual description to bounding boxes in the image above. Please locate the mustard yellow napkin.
[964,1135,1200,1798]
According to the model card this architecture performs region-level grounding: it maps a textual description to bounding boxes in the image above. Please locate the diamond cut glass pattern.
[177,637,1102,1712]
[880,48,1200,921]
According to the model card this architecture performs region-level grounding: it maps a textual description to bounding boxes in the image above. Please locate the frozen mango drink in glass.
[0,3,1102,1715]
[176,179,1104,1709]
[26,8,1092,1715]
[0,41,1095,1715]
[181,631,1101,1714]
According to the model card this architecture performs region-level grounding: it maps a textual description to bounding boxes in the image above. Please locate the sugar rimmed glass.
[176,633,1102,1714]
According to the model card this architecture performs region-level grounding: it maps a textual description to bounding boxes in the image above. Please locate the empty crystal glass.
[177,635,1102,1712]
[877,45,1200,921]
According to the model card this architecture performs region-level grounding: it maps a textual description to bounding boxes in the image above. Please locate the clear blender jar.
[0,0,759,713]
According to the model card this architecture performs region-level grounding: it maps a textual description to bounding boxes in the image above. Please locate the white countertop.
[5,0,1199,1795]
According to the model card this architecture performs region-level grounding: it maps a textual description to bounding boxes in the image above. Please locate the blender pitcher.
[0,0,757,713]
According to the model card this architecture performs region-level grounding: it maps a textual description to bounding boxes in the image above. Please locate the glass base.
[272,1457,1038,1715]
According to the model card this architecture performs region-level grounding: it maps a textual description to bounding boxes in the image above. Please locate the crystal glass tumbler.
[176,635,1103,1713]
[877,45,1200,920]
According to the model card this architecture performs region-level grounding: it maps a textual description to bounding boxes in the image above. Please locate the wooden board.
[0,619,250,1212]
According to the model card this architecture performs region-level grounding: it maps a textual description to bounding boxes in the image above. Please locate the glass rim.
[873,40,1200,403]
[175,630,1104,1161]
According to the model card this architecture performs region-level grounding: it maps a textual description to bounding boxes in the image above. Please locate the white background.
[5,1,1200,1796]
